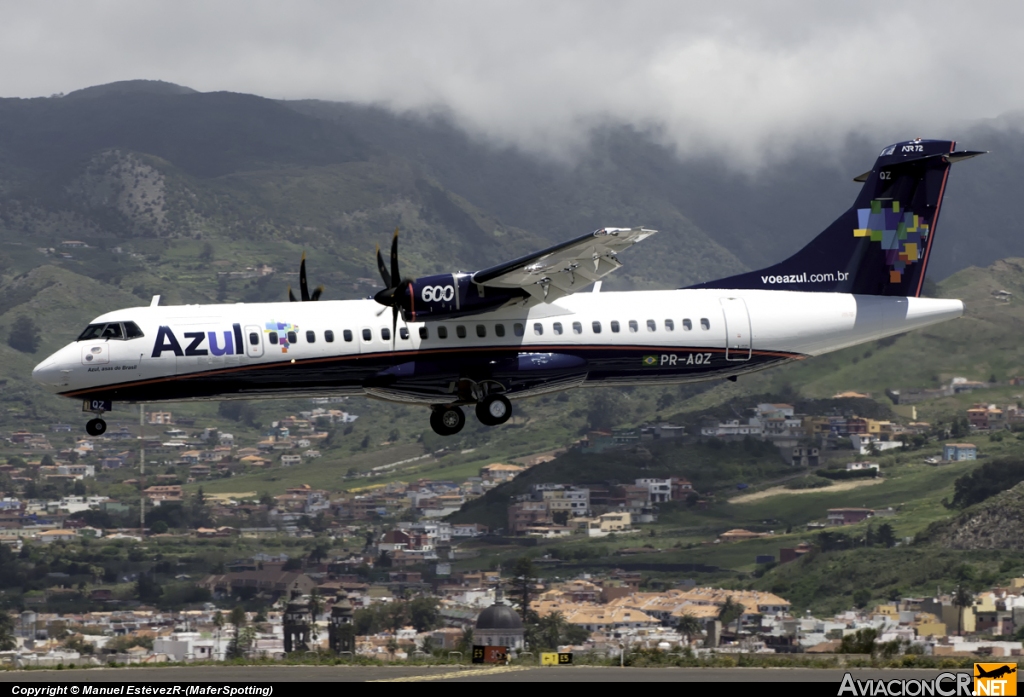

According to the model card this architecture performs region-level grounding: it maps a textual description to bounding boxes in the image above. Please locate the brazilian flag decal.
[642,355,658,367]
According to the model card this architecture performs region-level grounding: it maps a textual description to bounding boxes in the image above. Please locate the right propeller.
[373,228,412,344]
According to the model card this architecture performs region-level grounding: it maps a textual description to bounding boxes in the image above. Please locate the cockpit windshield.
[76,322,144,341]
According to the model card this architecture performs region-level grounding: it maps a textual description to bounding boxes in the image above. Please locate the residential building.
[636,478,672,503]
[143,486,183,504]
[37,529,78,544]
[792,447,820,468]
[944,443,977,462]
[508,501,551,534]
[827,508,874,526]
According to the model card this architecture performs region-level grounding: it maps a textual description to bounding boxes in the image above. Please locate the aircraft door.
[720,297,752,361]
[244,325,264,358]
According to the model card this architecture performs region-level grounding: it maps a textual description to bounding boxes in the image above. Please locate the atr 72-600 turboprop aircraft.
[33,139,983,437]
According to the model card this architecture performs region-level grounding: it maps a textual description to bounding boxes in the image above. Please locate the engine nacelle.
[404,273,527,322]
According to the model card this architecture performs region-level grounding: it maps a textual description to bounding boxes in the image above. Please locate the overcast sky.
[3,2,1022,164]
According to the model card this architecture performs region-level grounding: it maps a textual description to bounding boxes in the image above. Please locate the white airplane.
[32,139,983,437]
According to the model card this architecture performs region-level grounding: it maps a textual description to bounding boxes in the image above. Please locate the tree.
[376,550,392,568]
[409,597,439,633]
[227,606,247,658]
[538,611,567,649]
[0,611,15,650]
[586,390,625,431]
[853,589,871,609]
[308,589,324,646]
[385,601,408,633]
[213,611,225,649]
[717,596,744,637]
[953,585,973,636]
[136,570,162,602]
[508,557,537,622]
[150,520,168,535]
[8,315,41,353]
[838,627,878,654]
[876,523,896,548]
[456,627,474,654]
[676,613,703,643]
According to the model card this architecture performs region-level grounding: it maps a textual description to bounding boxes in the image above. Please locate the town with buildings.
[3,390,1024,667]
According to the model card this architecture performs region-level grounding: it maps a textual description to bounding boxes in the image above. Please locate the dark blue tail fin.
[691,139,985,297]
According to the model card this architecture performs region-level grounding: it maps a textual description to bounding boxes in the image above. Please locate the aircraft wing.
[471,227,656,302]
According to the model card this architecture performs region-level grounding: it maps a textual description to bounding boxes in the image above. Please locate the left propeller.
[373,228,412,346]
[288,252,324,302]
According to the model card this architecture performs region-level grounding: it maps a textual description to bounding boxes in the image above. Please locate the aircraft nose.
[32,357,62,388]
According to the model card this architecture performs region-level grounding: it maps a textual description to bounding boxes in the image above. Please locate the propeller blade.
[299,253,310,302]
[288,287,297,302]
[389,227,400,295]
[311,286,324,301]
[392,304,399,350]
[376,244,392,289]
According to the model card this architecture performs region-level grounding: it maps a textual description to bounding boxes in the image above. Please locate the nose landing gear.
[82,399,112,437]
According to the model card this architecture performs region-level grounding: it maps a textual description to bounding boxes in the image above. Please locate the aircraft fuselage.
[32,288,963,408]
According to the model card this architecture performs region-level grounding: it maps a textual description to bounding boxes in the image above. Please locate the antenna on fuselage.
[150,296,161,307]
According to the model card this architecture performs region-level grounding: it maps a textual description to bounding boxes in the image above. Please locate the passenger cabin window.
[249,332,259,345]
[665,319,674,331]
[611,321,620,333]
[572,321,583,335]
[437,326,448,339]
[400,327,409,340]
[343,330,353,342]
[592,321,602,334]
[269,331,279,345]
[325,330,335,342]
[362,329,371,341]
[629,320,638,333]
[701,318,710,330]
[646,319,656,332]
[514,323,524,337]
[419,327,428,340]
[456,325,467,339]
[476,325,486,338]
[381,328,391,341]
[287,331,298,344]
[533,323,543,336]
[306,330,316,343]
[682,319,692,331]
[495,324,505,337]
[553,322,563,335]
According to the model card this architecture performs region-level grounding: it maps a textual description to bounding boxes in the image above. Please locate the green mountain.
[0,79,1022,441]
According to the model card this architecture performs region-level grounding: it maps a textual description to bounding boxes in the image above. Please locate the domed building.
[474,602,525,650]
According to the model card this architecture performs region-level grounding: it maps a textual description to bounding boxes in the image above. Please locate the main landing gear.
[429,394,513,436]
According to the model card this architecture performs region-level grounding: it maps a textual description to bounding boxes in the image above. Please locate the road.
[0,665,977,683]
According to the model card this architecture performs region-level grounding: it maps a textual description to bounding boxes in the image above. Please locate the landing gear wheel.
[85,418,107,436]
[430,406,466,436]
[476,394,512,426]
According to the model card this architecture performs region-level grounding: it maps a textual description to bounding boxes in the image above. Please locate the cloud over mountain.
[4,2,1024,165]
